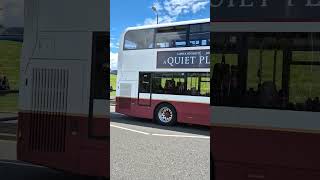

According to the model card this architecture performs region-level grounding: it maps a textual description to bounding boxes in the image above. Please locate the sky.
[110,0,210,70]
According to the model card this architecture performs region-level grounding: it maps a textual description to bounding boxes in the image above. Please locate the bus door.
[138,72,152,106]
[89,32,109,138]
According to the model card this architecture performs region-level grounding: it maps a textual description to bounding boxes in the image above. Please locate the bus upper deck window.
[156,26,187,48]
[124,29,155,50]
[189,23,210,47]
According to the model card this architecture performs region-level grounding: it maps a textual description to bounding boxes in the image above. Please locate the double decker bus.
[211,1,320,179]
[116,19,210,126]
[17,0,109,178]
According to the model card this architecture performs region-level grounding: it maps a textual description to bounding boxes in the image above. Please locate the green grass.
[110,74,117,98]
[0,40,22,113]
[0,40,22,90]
[0,93,18,113]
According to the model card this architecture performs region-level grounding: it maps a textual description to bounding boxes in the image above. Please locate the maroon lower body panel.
[212,126,320,180]
[17,112,109,177]
[116,97,209,126]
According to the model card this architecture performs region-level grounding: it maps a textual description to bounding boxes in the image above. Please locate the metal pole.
[157,14,159,24]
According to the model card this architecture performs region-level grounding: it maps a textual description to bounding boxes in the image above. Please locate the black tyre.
[82,176,108,180]
[211,155,215,180]
[154,103,177,126]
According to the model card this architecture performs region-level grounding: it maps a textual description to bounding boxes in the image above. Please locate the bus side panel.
[17,112,79,173]
[214,162,320,180]
[115,97,153,119]
[212,126,320,179]
[170,101,209,126]
[17,112,108,177]
[78,139,109,177]
[116,97,209,126]
[74,115,109,177]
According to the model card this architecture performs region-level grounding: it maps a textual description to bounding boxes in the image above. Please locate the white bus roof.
[124,18,210,32]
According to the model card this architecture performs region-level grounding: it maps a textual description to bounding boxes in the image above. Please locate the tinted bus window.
[189,23,210,46]
[152,72,185,95]
[124,29,154,50]
[155,26,187,48]
[149,72,210,97]
[211,32,320,112]
[139,73,151,93]
[91,32,109,99]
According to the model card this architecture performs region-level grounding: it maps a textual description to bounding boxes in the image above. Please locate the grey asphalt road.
[110,112,210,180]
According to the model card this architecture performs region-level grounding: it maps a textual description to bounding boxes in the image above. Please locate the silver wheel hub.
[158,107,173,123]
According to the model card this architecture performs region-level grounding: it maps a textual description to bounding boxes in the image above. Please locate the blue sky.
[110,0,210,70]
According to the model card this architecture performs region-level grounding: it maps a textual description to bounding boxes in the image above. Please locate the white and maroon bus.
[211,1,320,179]
[17,0,109,178]
[116,19,210,126]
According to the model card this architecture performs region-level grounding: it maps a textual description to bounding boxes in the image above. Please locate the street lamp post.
[152,6,158,24]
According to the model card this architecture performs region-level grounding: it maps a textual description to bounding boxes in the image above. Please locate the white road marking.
[111,123,209,139]
[111,124,150,135]
[151,133,210,139]
[0,160,46,168]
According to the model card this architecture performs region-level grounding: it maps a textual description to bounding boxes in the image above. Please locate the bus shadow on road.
[110,112,209,136]
[0,160,90,180]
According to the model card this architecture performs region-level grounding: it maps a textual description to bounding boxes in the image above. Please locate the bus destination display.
[157,50,210,68]
[212,0,320,21]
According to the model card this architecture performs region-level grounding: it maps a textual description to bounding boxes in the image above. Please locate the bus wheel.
[155,103,177,126]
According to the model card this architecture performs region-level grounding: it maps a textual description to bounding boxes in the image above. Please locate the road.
[110,109,210,180]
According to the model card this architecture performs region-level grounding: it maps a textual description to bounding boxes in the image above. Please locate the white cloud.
[191,1,209,13]
[110,52,118,70]
[143,0,209,25]
[152,1,163,11]
[164,0,209,17]
[110,42,117,49]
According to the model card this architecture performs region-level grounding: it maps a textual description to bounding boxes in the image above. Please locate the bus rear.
[17,0,109,177]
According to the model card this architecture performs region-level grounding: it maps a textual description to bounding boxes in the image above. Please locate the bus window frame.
[140,71,210,97]
[123,28,155,50]
[211,32,320,112]
[123,22,210,51]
